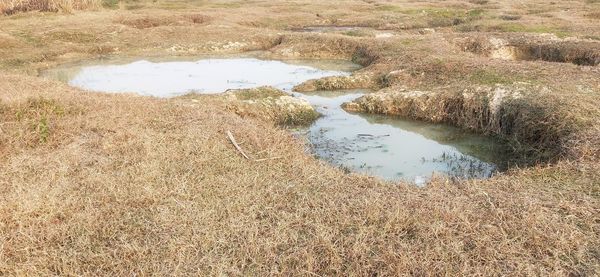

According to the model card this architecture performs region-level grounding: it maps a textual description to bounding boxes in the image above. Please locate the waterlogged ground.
[44,57,508,184]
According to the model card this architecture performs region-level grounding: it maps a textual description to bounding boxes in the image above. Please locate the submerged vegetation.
[1,0,599,275]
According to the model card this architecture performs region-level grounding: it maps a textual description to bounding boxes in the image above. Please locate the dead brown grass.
[1,73,599,275]
[0,0,100,14]
[1,0,600,275]
[184,86,320,126]
[587,11,600,20]
[114,14,210,29]
[457,34,600,66]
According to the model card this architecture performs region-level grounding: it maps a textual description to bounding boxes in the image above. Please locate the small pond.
[298,90,507,184]
[42,56,509,184]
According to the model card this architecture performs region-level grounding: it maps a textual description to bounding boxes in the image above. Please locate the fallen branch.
[226,130,250,160]
[227,131,282,162]
[254,156,282,162]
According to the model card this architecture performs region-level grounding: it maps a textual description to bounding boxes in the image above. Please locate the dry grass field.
[1,0,599,275]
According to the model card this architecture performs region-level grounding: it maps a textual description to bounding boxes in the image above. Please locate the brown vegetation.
[457,34,600,66]
[1,0,599,275]
[115,14,210,29]
[2,73,599,276]
[188,86,320,126]
[0,0,101,14]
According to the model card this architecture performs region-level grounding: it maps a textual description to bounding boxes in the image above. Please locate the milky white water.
[56,58,349,97]
[43,57,508,184]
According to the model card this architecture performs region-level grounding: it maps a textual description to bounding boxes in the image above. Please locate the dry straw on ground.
[0,0,101,14]
[1,0,600,275]
[1,73,599,276]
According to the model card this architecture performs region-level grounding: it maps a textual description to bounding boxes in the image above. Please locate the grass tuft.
[490,23,572,37]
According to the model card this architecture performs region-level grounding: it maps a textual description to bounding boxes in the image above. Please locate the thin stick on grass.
[254,156,282,162]
[226,130,250,160]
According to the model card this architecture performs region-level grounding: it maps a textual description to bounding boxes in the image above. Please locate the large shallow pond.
[43,56,509,184]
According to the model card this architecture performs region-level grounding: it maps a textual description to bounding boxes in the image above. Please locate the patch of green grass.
[467,9,485,17]
[13,98,67,144]
[210,2,243,9]
[13,31,43,46]
[374,5,402,12]
[375,6,486,28]
[280,108,320,126]
[500,14,522,21]
[343,30,368,37]
[469,69,530,85]
[491,23,571,38]
[36,117,50,143]
[418,8,486,27]
[401,8,459,17]
[233,87,286,101]
[46,31,96,43]
[102,0,119,9]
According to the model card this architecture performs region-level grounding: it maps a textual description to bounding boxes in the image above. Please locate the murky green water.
[298,90,507,185]
[42,56,509,184]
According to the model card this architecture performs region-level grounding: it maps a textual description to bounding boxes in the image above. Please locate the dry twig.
[226,130,250,160]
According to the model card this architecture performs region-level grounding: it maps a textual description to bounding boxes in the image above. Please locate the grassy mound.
[181,86,320,126]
